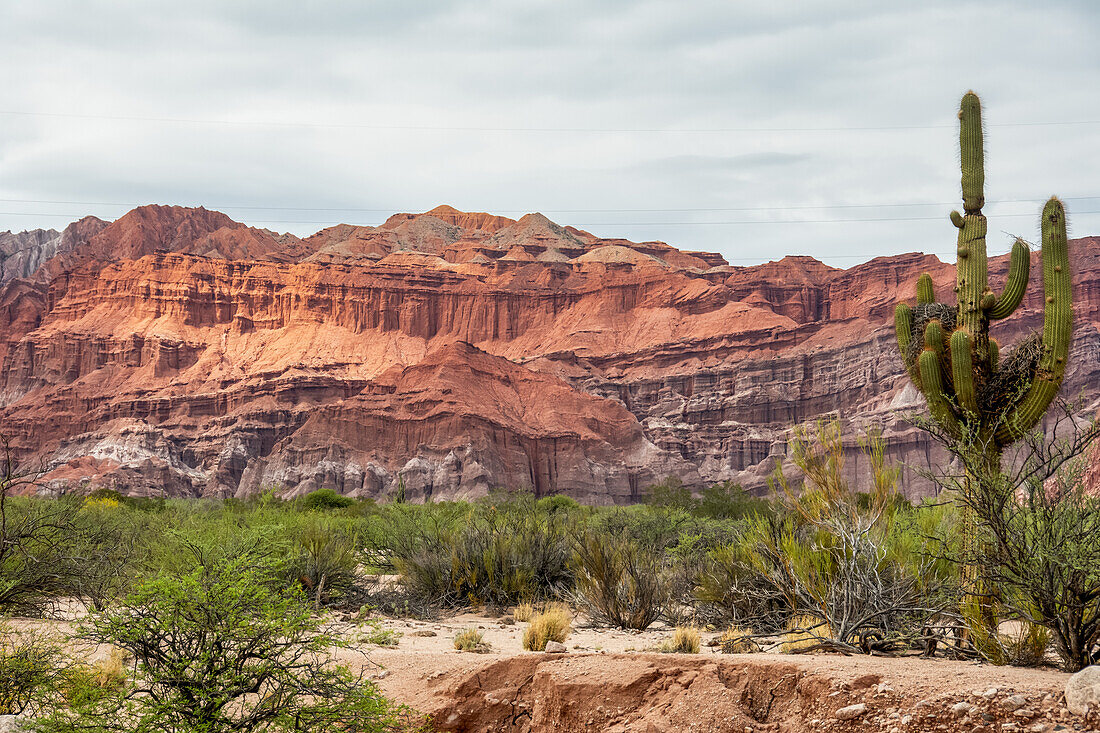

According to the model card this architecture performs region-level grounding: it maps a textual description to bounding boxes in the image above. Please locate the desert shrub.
[513,602,536,622]
[645,478,775,521]
[1003,620,1052,667]
[535,494,581,514]
[453,628,490,653]
[355,618,401,647]
[920,404,1100,671]
[570,528,672,630]
[696,482,774,520]
[0,483,135,616]
[385,502,573,608]
[36,550,413,733]
[761,421,949,652]
[658,626,700,654]
[301,488,355,511]
[522,607,572,651]
[645,476,695,512]
[285,522,362,609]
[694,520,791,632]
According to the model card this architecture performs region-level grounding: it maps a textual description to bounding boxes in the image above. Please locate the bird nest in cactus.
[903,302,957,377]
[977,332,1044,422]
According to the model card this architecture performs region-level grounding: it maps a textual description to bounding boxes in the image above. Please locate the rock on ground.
[1065,665,1100,716]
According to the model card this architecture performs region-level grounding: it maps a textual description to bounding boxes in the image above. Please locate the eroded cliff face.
[1,204,1098,502]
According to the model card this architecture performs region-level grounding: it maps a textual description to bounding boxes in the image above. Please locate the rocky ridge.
[1,204,1098,501]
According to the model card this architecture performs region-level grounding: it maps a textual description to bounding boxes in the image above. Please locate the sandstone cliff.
[1,204,1097,501]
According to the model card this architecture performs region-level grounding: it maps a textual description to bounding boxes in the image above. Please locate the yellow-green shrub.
[522,607,571,651]
[658,626,700,654]
[453,628,490,653]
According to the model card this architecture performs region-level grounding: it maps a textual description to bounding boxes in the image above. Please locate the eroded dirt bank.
[369,648,1087,732]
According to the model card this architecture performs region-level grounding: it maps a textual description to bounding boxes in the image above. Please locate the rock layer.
[1,204,1098,502]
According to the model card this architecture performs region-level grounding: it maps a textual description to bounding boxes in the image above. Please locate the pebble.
[544,640,567,653]
[952,701,975,716]
[1001,694,1029,712]
[834,703,868,721]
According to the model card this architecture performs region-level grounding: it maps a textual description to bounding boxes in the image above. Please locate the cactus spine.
[894,92,1073,451]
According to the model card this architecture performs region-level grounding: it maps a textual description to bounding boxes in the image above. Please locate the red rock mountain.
[1,204,1098,502]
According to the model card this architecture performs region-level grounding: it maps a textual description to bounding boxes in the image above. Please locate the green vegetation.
[893,92,1100,671]
[36,548,414,733]
[452,628,490,652]
[893,91,1074,636]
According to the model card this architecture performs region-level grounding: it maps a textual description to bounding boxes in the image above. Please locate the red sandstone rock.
[1,205,1098,501]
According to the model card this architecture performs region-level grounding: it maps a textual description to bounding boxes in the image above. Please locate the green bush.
[300,488,355,511]
[453,628,489,652]
[571,528,671,630]
[37,550,414,733]
[285,522,362,609]
[384,501,573,609]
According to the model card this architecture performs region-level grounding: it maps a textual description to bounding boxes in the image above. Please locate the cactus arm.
[895,303,913,356]
[988,239,1031,319]
[950,330,979,414]
[923,317,953,395]
[988,337,999,371]
[994,198,1073,444]
[917,273,936,304]
[960,91,985,213]
[919,349,961,438]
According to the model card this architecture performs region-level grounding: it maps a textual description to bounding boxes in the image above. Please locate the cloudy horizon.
[2,1,1099,267]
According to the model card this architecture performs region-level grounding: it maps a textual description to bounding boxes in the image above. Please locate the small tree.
[39,550,416,733]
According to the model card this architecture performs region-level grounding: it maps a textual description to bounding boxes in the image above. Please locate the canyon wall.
[2,205,1097,502]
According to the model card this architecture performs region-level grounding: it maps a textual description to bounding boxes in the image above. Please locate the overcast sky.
[1,1,1098,267]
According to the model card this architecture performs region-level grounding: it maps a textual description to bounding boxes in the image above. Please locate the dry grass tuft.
[719,625,759,654]
[514,600,568,623]
[522,607,572,651]
[658,626,701,654]
[452,628,490,653]
[779,615,832,653]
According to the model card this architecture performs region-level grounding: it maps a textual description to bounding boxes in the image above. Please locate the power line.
[5,109,1100,133]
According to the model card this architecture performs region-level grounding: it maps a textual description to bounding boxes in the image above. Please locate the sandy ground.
[10,611,1097,732]
[338,612,1095,732]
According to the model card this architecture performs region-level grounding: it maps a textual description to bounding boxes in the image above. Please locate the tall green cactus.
[895,91,1073,453]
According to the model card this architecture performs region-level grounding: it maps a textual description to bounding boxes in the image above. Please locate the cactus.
[894,91,1073,453]
[895,91,1074,647]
